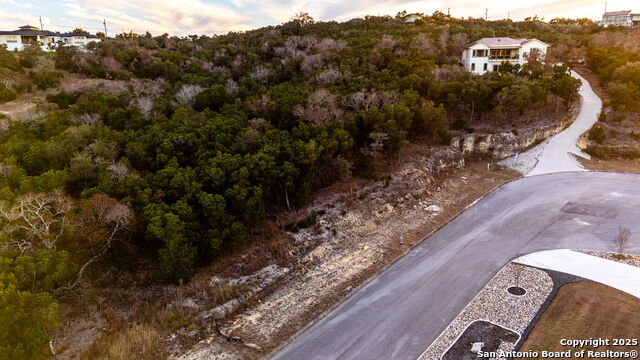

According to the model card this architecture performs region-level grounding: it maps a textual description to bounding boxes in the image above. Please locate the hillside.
[0,13,607,360]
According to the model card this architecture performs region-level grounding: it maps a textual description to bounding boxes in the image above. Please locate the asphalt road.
[269,172,640,360]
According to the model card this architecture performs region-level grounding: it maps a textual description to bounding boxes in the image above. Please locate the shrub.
[588,126,606,144]
[0,84,16,103]
[45,91,77,109]
[30,70,63,90]
[0,47,21,71]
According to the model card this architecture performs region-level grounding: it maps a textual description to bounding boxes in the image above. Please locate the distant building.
[403,14,423,24]
[0,25,101,51]
[601,10,640,27]
[461,37,549,75]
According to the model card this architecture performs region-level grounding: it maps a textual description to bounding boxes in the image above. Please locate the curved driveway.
[528,71,602,176]
[270,172,640,360]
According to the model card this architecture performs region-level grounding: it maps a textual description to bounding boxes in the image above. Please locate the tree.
[293,89,343,126]
[70,28,89,34]
[0,191,73,254]
[69,195,134,288]
[614,227,630,258]
[146,209,197,283]
[290,12,315,26]
[0,273,58,360]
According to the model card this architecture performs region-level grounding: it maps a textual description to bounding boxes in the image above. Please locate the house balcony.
[488,55,520,61]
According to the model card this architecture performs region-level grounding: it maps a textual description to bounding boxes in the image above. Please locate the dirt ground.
[520,282,640,358]
[580,157,640,173]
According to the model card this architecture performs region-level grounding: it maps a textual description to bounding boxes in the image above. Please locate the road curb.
[264,173,524,359]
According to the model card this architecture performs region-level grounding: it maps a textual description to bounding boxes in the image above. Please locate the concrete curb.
[264,173,524,360]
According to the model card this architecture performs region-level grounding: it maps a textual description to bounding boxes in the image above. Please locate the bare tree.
[106,162,130,180]
[344,89,400,111]
[135,96,154,117]
[614,227,630,258]
[438,30,450,50]
[524,48,544,68]
[175,84,204,107]
[375,34,397,50]
[225,79,239,97]
[316,66,350,85]
[69,113,102,126]
[68,195,134,288]
[274,35,318,61]
[315,38,347,52]
[300,53,324,75]
[293,89,343,126]
[451,33,469,55]
[379,90,401,107]
[250,66,271,83]
[0,191,73,253]
[344,90,380,111]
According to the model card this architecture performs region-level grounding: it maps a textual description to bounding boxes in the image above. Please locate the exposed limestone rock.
[426,148,465,173]
[450,115,576,159]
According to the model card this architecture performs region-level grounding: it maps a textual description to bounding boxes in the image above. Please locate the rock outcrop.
[450,115,576,159]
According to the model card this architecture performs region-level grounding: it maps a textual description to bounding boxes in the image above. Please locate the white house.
[403,14,423,24]
[601,10,640,27]
[461,37,549,75]
[0,25,101,51]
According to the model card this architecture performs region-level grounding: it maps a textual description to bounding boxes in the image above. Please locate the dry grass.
[82,323,163,360]
[520,282,640,357]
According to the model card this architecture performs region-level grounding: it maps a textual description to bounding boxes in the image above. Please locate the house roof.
[0,26,98,38]
[603,10,632,16]
[469,37,549,48]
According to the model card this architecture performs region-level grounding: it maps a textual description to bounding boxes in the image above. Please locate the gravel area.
[498,138,550,175]
[417,264,553,360]
[577,250,640,267]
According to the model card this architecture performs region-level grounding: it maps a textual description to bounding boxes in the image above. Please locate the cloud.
[3,0,637,36]
[0,0,32,9]
[63,0,253,35]
[0,8,48,29]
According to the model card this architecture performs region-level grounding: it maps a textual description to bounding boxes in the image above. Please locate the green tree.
[0,273,58,360]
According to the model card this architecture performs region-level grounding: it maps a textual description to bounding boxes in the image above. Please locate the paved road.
[269,172,640,360]
[528,71,602,176]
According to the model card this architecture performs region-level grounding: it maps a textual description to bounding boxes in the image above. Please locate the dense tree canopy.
[0,13,610,357]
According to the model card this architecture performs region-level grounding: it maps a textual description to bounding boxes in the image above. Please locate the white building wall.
[462,39,548,75]
[0,35,100,51]
[0,34,23,51]
[519,39,548,63]
[462,43,491,75]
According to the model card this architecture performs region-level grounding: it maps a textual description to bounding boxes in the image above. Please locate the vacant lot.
[520,282,640,358]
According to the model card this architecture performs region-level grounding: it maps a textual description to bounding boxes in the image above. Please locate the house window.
[471,63,476,71]
[483,63,488,71]
[472,49,488,57]
[6,35,17,43]
[74,37,85,44]
[493,65,499,71]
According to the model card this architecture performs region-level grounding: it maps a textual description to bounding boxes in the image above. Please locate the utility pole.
[447,8,450,17]
[507,11,510,20]
[604,1,608,13]
[39,16,44,30]
[103,19,108,38]
[485,8,488,20]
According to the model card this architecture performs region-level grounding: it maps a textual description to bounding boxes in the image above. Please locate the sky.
[0,0,637,36]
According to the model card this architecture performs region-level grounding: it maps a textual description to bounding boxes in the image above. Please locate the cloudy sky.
[0,0,636,35]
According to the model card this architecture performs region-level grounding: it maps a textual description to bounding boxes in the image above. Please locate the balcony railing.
[489,55,519,60]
